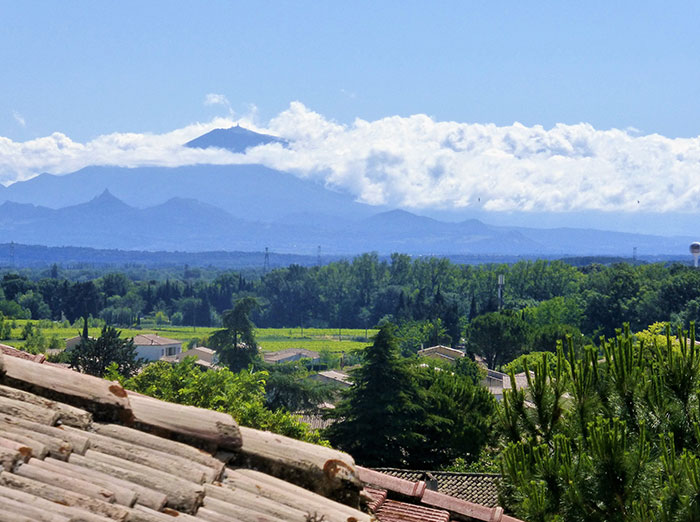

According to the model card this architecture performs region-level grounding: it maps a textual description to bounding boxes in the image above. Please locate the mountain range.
[0,126,695,259]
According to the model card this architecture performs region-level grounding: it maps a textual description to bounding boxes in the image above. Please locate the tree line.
[2,256,700,349]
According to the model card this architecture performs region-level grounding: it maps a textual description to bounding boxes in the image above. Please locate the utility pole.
[317,245,321,267]
[497,274,505,311]
[263,247,270,273]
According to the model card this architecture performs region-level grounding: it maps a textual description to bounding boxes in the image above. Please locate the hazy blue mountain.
[0,191,338,253]
[185,125,286,152]
[0,164,380,222]
[0,190,694,256]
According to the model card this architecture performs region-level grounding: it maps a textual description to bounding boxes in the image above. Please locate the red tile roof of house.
[374,468,501,507]
[364,487,451,522]
[359,466,523,522]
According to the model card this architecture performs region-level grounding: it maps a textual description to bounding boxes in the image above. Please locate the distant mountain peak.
[91,188,120,202]
[185,125,286,153]
[83,188,133,211]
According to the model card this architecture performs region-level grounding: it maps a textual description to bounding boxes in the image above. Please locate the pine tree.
[325,324,425,467]
[499,323,700,521]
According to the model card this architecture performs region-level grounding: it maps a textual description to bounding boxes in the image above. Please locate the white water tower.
[691,242,700,267]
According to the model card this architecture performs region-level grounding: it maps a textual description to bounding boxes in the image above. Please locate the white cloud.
[12,111,26,127]
[2,102,700,214]
[204,93,234,116]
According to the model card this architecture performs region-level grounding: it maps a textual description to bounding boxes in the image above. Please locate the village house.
[310,369,353,388]
[64,335,95,351]
[160,345,218,369]
[132,333,182,362]
[417,344,466,364]
[262,348,320,365]
[483,369,531,401]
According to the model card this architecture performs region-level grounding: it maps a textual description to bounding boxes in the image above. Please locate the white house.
[132,334,182,362]
[161,346,218,369]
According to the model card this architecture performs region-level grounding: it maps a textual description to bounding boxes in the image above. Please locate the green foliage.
[263,361,336,412]
[325,324,423,467]
[326,324,495,468]
[122,358,326,444]
[23,328,47,354]
[413,365,497,468]
[47,334,62,350]
[446,448,501,473]
[502,351,562,375]
[20,321,35,340]
[209,297,261,372]
[454,356,485,385]
[69,326,142,378]
[498,322,700,521]
[317,347,339,369]
[529,323,587,354]
[467,311,532,368]
[0,314,12,340]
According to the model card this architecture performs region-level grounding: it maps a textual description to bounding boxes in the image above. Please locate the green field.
[2,320,376,354]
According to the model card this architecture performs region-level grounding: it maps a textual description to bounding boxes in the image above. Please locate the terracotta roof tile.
[375,468,501,507]
[359,466,522,522]
[0,348,373,522]
[0,344,35,361]
[376,498,450,522]
[363,486,387,512]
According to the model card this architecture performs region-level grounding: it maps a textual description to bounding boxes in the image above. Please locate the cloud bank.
[2,102,700,214]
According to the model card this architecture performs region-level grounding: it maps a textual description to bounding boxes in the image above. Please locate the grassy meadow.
[2,319,376,354]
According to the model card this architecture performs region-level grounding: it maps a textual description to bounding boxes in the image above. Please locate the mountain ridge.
[0,191,694,257]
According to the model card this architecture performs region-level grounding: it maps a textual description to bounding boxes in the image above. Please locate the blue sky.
[2,1,700,141]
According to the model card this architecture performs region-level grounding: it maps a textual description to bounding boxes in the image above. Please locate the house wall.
[136,342,181,362]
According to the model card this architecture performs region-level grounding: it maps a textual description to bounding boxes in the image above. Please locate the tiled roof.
[359,467,522,522]
[132,334,181,346]
[364,487,450,522]
[263,348,320,362]
[0,344,36,361]
[0,345,372,522]
[374,468,501,507]
[316,370,352,384]
[417,345,465,361]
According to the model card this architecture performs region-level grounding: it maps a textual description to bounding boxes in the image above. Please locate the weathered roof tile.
[126,391,241,451]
